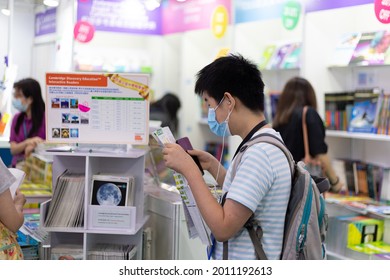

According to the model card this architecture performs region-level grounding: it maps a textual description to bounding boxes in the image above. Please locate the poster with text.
[46,73,150,145]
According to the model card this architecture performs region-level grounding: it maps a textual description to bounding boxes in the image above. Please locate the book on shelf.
[372,253,390,260]
[329,159,384,199]
[90,174,135,207]
[88,244,136,260]
[347,241,390,259]
[259,45,277,70]
[281,42,301,69]
[330,32,361,66]
[331,159,349,193]
[51,244,84,260]
[44,170,85,228]
[366,163,381,200]
[324,91,354,131]
[204,141,229,169]
[326,215,367,256]
[380,168,390,203]
[347,218,384,247]
[355,162,368,195]
[348,98,378,133]
[269,91,281,122]
[373,92,390,135]
[267,43,292,70]
[349,30,390,66]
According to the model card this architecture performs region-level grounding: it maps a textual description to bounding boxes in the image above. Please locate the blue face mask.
[208,97,232,137]
[12,98,28,112]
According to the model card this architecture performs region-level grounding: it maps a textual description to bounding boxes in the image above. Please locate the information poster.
[46,73,149,145]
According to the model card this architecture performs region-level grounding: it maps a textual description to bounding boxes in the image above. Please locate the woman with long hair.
[273,77,342,193]
[9,78,46,167]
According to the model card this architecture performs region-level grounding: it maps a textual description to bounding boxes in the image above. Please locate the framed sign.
[46,73,150,145]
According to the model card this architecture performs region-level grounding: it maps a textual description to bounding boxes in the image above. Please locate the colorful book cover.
[331,32,361,66]
[267,44,291,70]
[348,241,390,255]
[259,45,277,70]
[281,42,301,69]
[349,30,390,65]
[348,100,378,133]
[347,219,384,247]
[269,91,281,121]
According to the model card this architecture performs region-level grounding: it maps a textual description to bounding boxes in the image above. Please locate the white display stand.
[40,148,147,260]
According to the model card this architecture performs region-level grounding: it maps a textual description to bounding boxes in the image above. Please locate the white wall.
[0,2,35,81]
[0,13,8,79]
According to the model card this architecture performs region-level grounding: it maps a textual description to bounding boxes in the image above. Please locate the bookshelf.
[40,148,147,260]
[326,130,390,142]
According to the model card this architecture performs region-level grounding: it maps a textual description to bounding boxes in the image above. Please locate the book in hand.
[91,174,135,207]
[8,168,26,198]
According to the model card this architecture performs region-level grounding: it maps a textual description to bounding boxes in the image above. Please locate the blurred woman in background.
[9,78,45,167]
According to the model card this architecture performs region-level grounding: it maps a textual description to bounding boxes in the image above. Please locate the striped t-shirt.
[212,128,291,260]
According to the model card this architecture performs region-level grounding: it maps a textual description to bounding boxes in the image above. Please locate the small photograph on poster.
[70,128,79,138]
[62,113,70,124]
[61,128,69,138]
[61,98,70,108]
[51,98,60,108]
[70,98,79,109]
[80,114,89,124]
[52,128,60,138]
[70,114,80,124]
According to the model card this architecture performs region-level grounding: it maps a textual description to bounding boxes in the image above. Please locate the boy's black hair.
[194,54,265,112]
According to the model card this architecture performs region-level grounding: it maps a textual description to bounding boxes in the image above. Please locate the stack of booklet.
[88,244,137,260]
[51,244,84,260]
[44,170,85,227]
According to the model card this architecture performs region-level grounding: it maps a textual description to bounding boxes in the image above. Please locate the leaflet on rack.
[151,127,212,246]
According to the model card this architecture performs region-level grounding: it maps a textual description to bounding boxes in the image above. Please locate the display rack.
[40,148,147,260]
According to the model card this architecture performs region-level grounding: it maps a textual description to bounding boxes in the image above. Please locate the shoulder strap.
[221,193,268,260]
[230,133,295,182]
[302,106,311,163]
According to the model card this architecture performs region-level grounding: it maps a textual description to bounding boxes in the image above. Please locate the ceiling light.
[1,8,10,16]
[43,0,60,7]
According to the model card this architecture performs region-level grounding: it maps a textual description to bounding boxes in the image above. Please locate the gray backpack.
[222,133,329,260]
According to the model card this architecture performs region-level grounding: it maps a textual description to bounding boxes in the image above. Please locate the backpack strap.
[222,133,295,260]
[230,133,295,181]
[221,192,268,260]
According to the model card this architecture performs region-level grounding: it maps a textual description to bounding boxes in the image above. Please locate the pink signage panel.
[162,0,231,34]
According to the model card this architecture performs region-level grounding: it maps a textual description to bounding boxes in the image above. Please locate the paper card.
[8,168,26,199]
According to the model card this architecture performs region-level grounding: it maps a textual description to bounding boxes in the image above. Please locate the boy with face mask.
[162,54,291,260]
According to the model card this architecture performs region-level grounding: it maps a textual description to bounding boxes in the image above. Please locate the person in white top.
[162,54,291,260]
